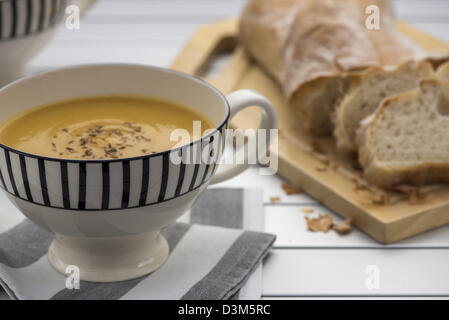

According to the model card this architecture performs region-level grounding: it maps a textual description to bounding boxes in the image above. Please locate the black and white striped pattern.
[0,0,66,40]
[0,127,225,211]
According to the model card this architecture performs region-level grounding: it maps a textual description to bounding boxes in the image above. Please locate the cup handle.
[210,89,278,185]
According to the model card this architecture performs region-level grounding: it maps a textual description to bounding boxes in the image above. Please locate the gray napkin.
[0,188,274,300]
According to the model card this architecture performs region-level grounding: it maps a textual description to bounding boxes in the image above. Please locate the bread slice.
[437,61,449,83]
[357,80,449,189]
[240,0,429,135]
[333,60,434,153]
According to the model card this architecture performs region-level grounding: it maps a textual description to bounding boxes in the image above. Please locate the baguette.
[333,60,434,153]
[357,80,449,189]
[240,0,428,135]
[437,61,449,83]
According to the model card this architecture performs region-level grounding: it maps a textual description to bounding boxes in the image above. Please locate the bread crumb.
[270,196,281,203]
[332,218,353,235]
[301,208,314,214]
[352,178,371,192]
[305,214,333,233]
[330,162,339,170]
[310,139,325,154]
[395,185,429,205]
[319,158,330,166]
[371,193,389,205]
[305,214,353,235]
[281,182,302,195]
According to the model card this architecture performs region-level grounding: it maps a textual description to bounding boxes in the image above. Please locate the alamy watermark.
[170,122,278,176]
[365,265,380,290]
[65,265,80,290]
[65,5,81,30]
[365,5,381,30]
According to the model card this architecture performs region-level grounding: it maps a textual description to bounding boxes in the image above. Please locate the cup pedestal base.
[48,231,169,282]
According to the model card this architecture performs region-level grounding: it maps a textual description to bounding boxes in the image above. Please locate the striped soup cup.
[0,64,278,282]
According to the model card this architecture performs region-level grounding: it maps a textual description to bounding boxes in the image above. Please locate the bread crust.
[357,80,449,189]
[239,0,430,135]
[437,61,449,83]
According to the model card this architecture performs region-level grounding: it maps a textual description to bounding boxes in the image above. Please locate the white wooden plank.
[47,37,189,49]
[81,14,230,25]
[27,47,178,69]
[212,166,318,205]
[265,205,377,248]
[53,23,199,40]
[86,0,246,17]
[394,0,449,17]
[265,205,449,248]
[81,0,449,19]
[263,249,449,297]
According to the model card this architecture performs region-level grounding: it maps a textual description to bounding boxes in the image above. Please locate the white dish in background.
[0,0,98,87]
[0,0,67,86]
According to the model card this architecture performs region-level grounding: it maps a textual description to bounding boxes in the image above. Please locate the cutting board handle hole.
[197,36,237,78]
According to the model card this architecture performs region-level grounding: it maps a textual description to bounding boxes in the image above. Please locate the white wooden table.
[5,0,449,299]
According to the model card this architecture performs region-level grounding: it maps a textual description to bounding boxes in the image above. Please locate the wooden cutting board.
[171,19,449,244]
